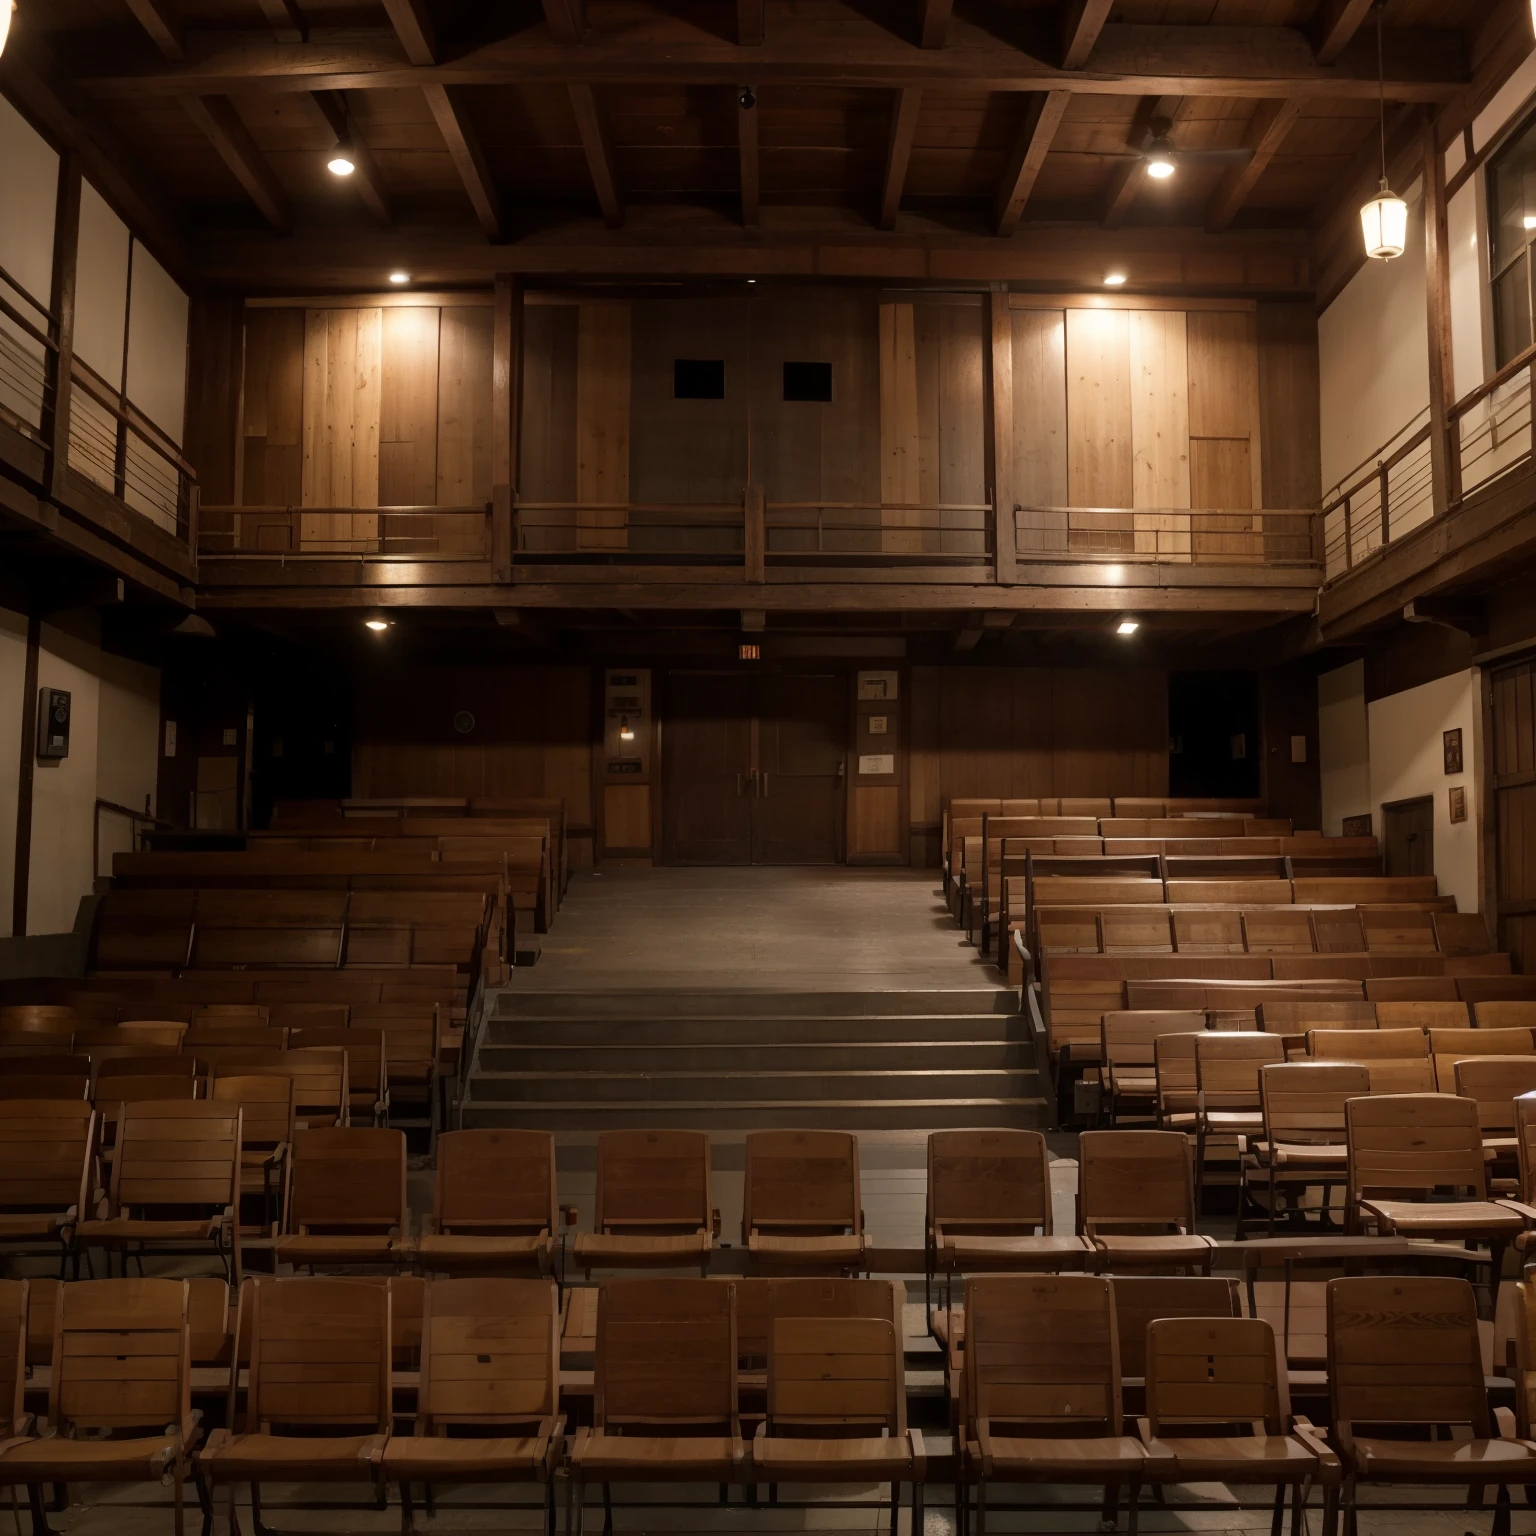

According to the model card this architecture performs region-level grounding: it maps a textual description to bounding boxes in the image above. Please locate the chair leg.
[1291,1479,1306,1536]
[1101,1481,1118,1529]
[545,1478,557,1536]
[975,1478,986,1536]
[601,1481,612,1535]
[1493,1483,1513,1536]
[193,1469,214,1536]
[1127,1480,1140,1536]
[173,1456,185,1536]
[568,1475,582,1536]
[1342,1474,1357,1536]
[251,1481,275,1536]
[24,1486,54,1536]
[225,1484,242,1536]
[914,1477,923,1536]
[400,1480,416,1535]
[890,1480,899,1536]
[1322,1480,1339,1536]
[1270,1482,1286,1536]
[422,1482,435,1516]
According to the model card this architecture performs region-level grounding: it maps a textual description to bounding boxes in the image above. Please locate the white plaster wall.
[1318,659,1371,837]
[95,651,161,880]
[1447,177,1484,402]
[0,608,28,935]
[0,95,59,431]
[1366,669,1482,914]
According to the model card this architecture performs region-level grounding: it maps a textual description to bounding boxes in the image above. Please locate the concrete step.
[461,1097,1049,1131]
[477,1039,1036,1072]
[485,1014,1023,1047]
[494,988,1017,1020]
[469,1066,1045,1104]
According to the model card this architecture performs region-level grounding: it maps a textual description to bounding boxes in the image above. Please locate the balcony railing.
[1015,506,1319,565]
[0,263,56,448]
[198,505,492,560]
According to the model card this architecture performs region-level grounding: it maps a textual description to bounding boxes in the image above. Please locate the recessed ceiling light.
[389,272,410,284]
[1116,619,1139,636]
[747,278,756,284]
[1524,215,1536,230]
[364,618,390,632]
[1104,272,1127,287]
[1146,157,1175,180]
[327,141,357,177]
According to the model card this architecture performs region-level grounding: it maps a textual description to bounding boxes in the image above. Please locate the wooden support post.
[12,615,39,937]
[492,274,524,580]
[987,284,1016,585]
[744,483,766,584]
[1423,119,1461,512]
[46,153,82,502]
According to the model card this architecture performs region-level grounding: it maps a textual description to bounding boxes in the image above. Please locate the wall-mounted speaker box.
[37,687,71,761]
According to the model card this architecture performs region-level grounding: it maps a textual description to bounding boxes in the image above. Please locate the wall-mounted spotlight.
[389,271,411,284]
[1115,618,1140,636]
[1103,272,1127,287]
[364,618,390,633]
[327,139,357,177]
[739,85,756,109]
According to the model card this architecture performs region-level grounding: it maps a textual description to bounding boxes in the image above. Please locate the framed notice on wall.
[856,671,898,702]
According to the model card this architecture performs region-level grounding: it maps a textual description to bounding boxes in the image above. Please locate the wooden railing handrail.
[1448,338,1536,421]
[1018,504,1317,517]
[0,263,56,326]
[69,356,199,482]
[201,503,489,514]
[1320,420,1432,517]
[0,290,58,354]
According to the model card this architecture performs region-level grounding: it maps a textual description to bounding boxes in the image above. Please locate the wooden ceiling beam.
[312,90,391,225]
[738,89,759,229]
[738,0,765,44]
[1311,0,1376,66]
[919,0,954,49]
[253,0,308,43]
[542,0,586,44]
[1205,97,1302,232]
[569,84,624,229]
[993,90,1069,235]
[121,0,185,61]
[180,95,292,231]
[378,0,437,65]
[878,87,922,230]
[74,19,1467,102]
[1059,0,1113,69]
[423,84,505,239]
[1101,158,1147,229]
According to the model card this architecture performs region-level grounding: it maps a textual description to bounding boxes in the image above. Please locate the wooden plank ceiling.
[1,0,1525,296]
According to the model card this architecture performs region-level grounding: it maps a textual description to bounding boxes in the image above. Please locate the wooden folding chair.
[198,1277,391,1533]
[75,1100,242,1281]
[753,1293,923,1536]
[1101,1013,1205,1126]
[0,1279,28,1442]
[1153,1030,1201,1131]
[417,1129,562,1276]
[572,1130,717,1276]
[1454,1057,1536,1183]
[926,1130,1087,1313]
[291,1026,388,1126]
[1193,1032,1285,1213]
[1077,1130,1215,1273]
[275,1127,410,1268]
[76,1023,186,1058]
[1430,1026,1535,1091]
[1345,1093,1525,1293]
[568,1278,744,1532]
[211,1075,295,1229]
[1330,1275,1536,1534]
[1238,1062,1369,1239]
[0,1101,94,1269]
[1138,1315,1338,1526]
[1110,1275,1241,1393]
[382,1278,564,1536]
[1309,1027,1433,1093]
[0,1278,199,1535]
[960,1274,1151,1536]
[742,1130,870,1271]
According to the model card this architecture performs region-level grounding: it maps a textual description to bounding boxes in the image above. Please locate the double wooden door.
[663,671,846,864]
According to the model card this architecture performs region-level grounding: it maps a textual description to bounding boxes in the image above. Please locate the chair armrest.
[1495,1405,1520,1439]
[730,1435,746,1469]
[712,1209,722,1239]
[1291,1416,1340,1474]
[976,1418,997,1477]
[563,1206,579,1228]
[1495,1200,1536,1223]
[908,1427,926,1481]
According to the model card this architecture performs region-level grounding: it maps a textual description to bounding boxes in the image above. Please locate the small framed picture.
[1449,785,1467,823]
[1342,813,1373,837]
[1443,728,1463,775]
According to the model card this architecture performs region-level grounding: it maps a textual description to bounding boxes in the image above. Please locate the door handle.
[759,773,769,798]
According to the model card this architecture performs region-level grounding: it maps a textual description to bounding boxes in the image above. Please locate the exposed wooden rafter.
[1311,0,1377,65]
[738,0,765,45]
[878,88,923,230]
[542,0,586,44]
[378,0,437,65]
[1100,95,1178,230]
[569,84,624,229]
[738,90,760,230]
[180,95,292,231]
[423,85,506,239]
[253,0,307,43]
[312,90,391,225]
[993,90,1069,234]
[1205,97,1302,232]
[1059,0,1114,69]
[919,0,955,48]
[121,0,185,60]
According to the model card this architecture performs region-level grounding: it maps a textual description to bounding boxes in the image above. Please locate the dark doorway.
[1382,796,1435,878]
[1168,671,1262,798]
[662,670,846,864]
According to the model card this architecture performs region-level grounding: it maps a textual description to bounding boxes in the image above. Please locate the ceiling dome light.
[1145,135,1176,179]
[364,618,390,632]
[1360,3,1405,261]
[1116,618,1139,636]
[389,271,410,284]
[0,2,14,59]
[1103,272,1127,286]
[327,140,357,177]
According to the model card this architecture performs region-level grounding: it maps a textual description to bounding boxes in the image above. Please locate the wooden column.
[46,153,83,502]
[1422,121,1461,512]
[987,283,1016,585]
[744,483,766,583]
[492,273,524,580]
[12,615,40,936]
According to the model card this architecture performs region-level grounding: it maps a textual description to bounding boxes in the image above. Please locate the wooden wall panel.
[1129,308,1190,560]
[1258,301,1321,509]
[437,306,494,508]
[240,307,304,507]
[379,306,439,507]
[1065,308,1133,507]
[520,302,579,503]
[879,301,921,552]
[301,307,381,549]
[576,302,631,550]
[1009,308,1068,508]
[935,301,986,550]
[851,785,902,857]
[1187,310,1255,438]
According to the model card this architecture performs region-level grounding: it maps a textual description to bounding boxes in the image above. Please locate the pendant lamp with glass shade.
[1360,2,1407,259]
[0,2,15,59]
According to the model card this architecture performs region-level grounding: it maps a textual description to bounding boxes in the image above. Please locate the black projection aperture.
[783,360,833,402]
[673,358,726,399]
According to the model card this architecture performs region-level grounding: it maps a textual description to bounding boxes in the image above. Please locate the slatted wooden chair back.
[1450,1057,1536,1135]
[1375,1001,1470,1032]
[1102,908,1173,952]
[1103,1012,1205,1076]
[24,1280,56,1369]
[240,1277,391,1432]
[1431,1026,1535,1091]
[1171,909,1243,955]
[594,1130,712,1234]
[269,1003,349,1031]
[1476,1001,1536,1031]
[96,1052,201,1087]
[1310,1027,1434,1094]
[1346,1092,1489,1204]
[1036,907,1102,954]
[211,1074,295,1152]
[1261,1061,1369,1146]
[927,1129,1051,1240]
[1511,1280,1536,1437]
[1144,1316,1287,1433]
[1242,909,1316,954]
[1327,1275,1487,1438]
[1256,1001,1377,1036]
[110,1100,241,1219]
[1155,1031,1202,1117]
[283,1127,406,1237]
[595,1278,738,1434]
[963,1275,1121,1435]
[0,1058,92,1100]
[1517,1094,1536,1202]
[193,1006,272,1030]
[1111,1276,1240,1379]
[768,1315,901,1434]
[743,1130,862,1239]
[1195,1032,1284,1111]
[77,1023,186,1057]
[0,1279,25,1436]
[50,1278,191,1435]
[0,1006,76,1036]
[434,1129,556,1235]
[188,1279,232,1367]
[185,1024,289,1051]
[766,1276,901,1331]
[418,1277,558,1428]
[0,1101,95,1219]
[1078,1129,1195,1237]
[291,1026,387,1120]
[203,1047,348,1127]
